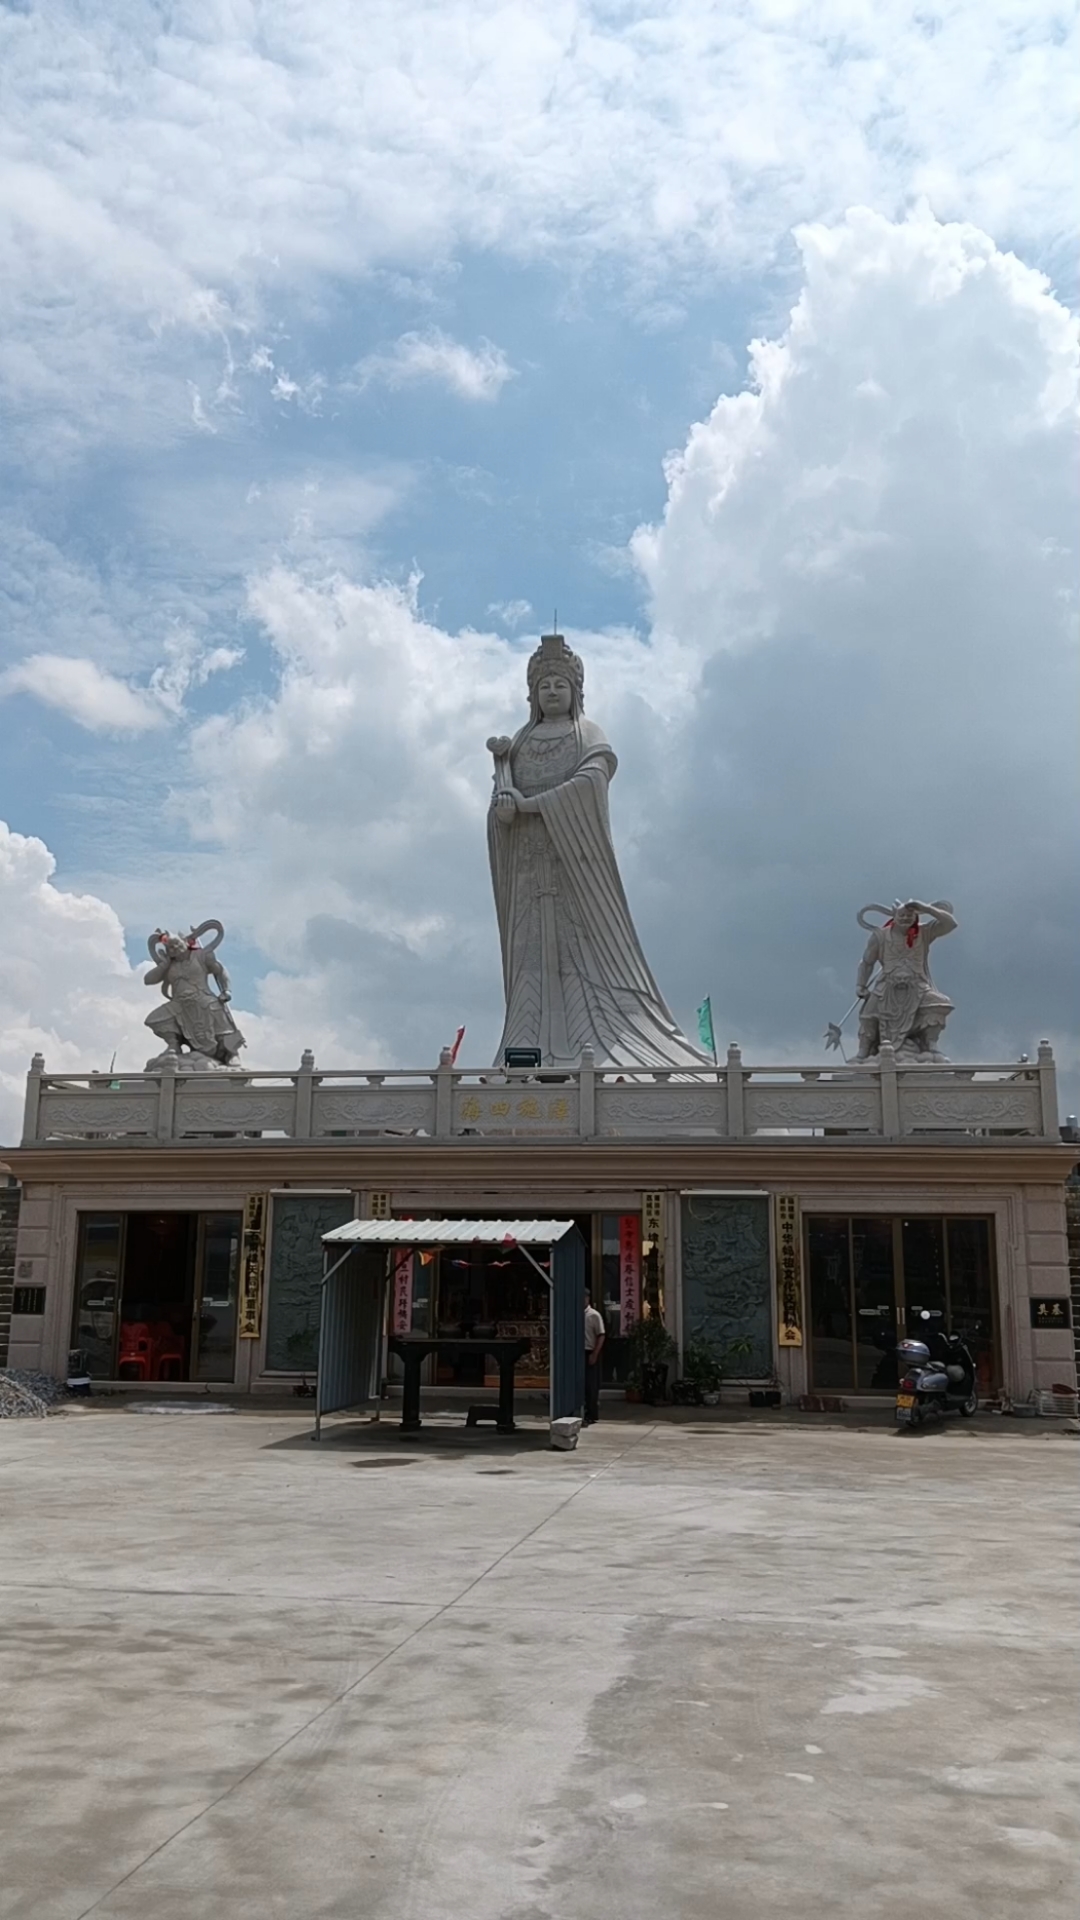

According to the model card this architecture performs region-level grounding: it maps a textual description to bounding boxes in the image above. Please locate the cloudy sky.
[0,1,1077,1140]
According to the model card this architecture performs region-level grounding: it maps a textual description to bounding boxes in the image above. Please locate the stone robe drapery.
[488,717,710,1070]
[145,952,245,1062]
[861,923,953,1051]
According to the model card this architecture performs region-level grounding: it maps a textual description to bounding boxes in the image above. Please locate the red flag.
[450,1025,466,1063]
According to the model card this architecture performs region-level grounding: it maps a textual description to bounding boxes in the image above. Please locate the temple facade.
[3,1047,1075,1409]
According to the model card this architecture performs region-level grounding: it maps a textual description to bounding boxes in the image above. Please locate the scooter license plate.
[896,1394,915,1409]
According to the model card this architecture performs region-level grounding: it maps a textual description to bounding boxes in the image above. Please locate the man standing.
[584,1289,606,1425]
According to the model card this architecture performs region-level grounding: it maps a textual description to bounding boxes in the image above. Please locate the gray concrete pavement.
[0,1410,1076,1920]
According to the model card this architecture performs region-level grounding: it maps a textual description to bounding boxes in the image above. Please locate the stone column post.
[578,1047,595,1138]
[878,1043,900,1135]
[156,1052,177,1140]
[434,1050,454,1138]
[22,1053,45,1144]
[294,1049,315,1138]
[1037,1040,1059,1139]
[726,1044,744,1137]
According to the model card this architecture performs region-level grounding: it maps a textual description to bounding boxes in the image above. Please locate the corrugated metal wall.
[316,1247,386,1426]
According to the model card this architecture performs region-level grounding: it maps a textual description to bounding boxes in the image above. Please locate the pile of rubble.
[0,1369,67,1419]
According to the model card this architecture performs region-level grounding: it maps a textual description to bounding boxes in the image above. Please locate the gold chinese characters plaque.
[775,1195,803,1347]
[238,1193,268,1340]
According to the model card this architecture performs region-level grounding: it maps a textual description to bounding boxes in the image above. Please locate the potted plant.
[673,1335,726,1406]
[672,1334,759,1406]
[625,1313,678,1404]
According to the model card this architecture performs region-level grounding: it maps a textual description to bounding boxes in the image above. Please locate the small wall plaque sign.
[1029,1297,1072,1329]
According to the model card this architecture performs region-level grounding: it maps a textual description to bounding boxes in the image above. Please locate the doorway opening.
[72,1211,241,1383]
[805,1214,998,1394]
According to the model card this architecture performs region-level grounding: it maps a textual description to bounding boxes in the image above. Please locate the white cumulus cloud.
[630,206,1079,1068]
[355,330,516,401]
[0,821,357,1145]
[2,3,1074,453]
[0,634,243,734]
[0,656,168,734]
[0,824,151,1140]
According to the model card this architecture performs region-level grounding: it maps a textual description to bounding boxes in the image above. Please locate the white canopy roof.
[321,1217,577,1247]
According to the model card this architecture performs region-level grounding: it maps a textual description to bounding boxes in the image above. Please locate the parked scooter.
[895,1321,978,1426]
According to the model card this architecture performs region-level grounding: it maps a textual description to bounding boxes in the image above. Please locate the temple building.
[2,635,1075,1411]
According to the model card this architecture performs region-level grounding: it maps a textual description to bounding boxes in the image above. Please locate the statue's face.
[537,673,573,718]
[164,936,188,959]
[894,905,918,931]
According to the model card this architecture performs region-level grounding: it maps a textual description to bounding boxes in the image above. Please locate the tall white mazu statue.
[487,631,711,1070]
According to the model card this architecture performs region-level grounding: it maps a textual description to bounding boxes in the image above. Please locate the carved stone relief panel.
[746,1085,877,1132]
[315,1091,435,1134]
[39,1094,158,1138]
[597,1085,724,1135]
[176,1091,295,1135]
[900,1088,1040,1131]
[680,1194,773,1377]
[264,1193,353,1372]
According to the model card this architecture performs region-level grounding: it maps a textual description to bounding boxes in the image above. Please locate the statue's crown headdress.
[527,630,584,697]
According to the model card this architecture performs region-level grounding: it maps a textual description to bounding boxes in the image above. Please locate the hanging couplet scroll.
[775,1195,803,1347]
[641,1190,664,1318]
[238,1193,268,1339]
[392,1249,414,1334]
[619,1215,642,1333]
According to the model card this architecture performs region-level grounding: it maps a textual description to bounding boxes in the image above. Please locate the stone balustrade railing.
[18,1042,1060,1145]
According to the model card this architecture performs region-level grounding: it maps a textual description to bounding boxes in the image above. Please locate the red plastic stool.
[117,1322,153,1380]
[150,1322,186,1381]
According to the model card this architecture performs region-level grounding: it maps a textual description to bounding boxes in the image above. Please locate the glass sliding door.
[73,1210,244,1383]
[852,1219,899,1389]
[72,1214,125,1378]
[806,1213,998,1392]
[900,1217,947,1337]
[945,1218,996,1392]
[192,1213,242,1382]
[807,1216,854,1390]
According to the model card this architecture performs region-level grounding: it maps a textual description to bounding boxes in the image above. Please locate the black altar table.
[386,1334,533,1432]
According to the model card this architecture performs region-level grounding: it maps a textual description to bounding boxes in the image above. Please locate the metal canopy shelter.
[314,1218,586,1439]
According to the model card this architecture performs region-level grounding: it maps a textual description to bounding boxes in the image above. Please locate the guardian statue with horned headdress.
[144,920,246,1069]
[486,630,709,1070]
[850,899,958,1062]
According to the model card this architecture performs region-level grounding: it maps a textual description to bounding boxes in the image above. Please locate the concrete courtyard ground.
[0,1408,1076,1920]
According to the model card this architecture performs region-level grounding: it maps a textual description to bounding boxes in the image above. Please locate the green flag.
[696,996,716,1059]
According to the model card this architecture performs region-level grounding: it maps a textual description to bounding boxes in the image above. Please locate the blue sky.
[0,2,1077,1132]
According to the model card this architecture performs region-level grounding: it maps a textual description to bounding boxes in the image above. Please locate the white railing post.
[879,1044,900,1135]
[294,1049,315,1138]
[578,1048,595,1138]
[726,1044,744,1137]
[156,1054,177,1140]
[434,1050,454,1137]
[22,1053,45,1143]
[1037,1040,1059,1138]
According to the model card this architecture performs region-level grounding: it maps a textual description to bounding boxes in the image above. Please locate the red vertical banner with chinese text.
[619,1214,641,1334]
[392,1249,414,1334]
